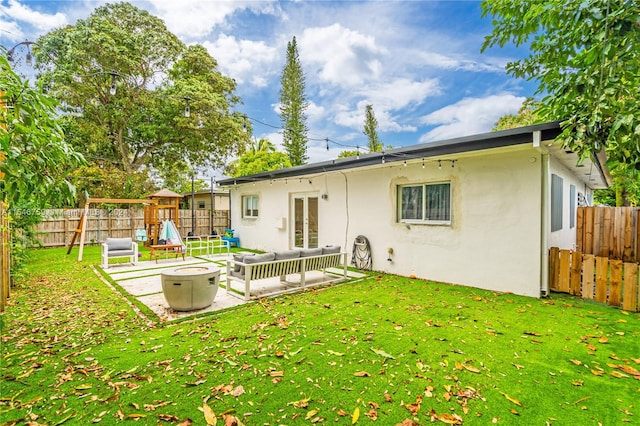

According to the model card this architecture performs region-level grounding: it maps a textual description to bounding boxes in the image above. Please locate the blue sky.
[1,0,537,165]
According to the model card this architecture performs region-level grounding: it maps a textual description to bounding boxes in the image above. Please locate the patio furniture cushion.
[244,252,275,264]
[275,249,301,260]
[106,237,134,252]
[322,245,341,254]
[300,248,323,257]
[233,253,254,273]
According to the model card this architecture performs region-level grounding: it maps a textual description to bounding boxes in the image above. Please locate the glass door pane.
[294,197,304,248]
[308,197,318,248]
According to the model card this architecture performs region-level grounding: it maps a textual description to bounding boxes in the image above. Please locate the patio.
[101,252,366,321]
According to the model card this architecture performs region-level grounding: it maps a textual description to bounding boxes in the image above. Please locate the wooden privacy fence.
[34,208,229,248]
[549,247,639,312]
[1,202,10,313]
[577,206,640,262]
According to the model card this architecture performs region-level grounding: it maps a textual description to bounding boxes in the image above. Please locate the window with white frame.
[398,182,451,224]
[242,195,259,218]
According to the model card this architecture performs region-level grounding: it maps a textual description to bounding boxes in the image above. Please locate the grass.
[1,246,639,425]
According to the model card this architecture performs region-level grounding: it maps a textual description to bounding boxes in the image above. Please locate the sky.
[1,0,538,168]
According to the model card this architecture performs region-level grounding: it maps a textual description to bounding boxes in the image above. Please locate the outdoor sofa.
[226,246,347,301]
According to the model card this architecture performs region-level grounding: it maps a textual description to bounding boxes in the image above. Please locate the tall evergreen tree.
[363,104,383,152]
[279,36,309,166]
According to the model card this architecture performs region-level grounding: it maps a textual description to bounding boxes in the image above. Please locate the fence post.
[570,251,582,296]
[548,247,559,291]
[622,263,638,312]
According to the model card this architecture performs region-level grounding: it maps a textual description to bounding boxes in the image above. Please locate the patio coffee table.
[149,244,185,263]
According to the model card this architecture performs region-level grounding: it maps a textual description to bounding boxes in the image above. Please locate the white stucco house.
[217,122,611,298]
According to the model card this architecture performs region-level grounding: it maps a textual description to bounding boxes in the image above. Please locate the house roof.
[218,121,611,189]
[182,189,229,197]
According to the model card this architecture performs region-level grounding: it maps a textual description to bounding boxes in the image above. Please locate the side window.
[551,174,563,232]
[197,201,206,209]
[242,195,259,218]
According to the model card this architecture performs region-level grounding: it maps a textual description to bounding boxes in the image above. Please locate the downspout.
[534,130,550,297]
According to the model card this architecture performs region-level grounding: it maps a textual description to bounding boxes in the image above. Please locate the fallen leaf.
[370,347,395,359]
[591,369,604,376]
[354,371,371,377]
[569,359,582,366]
[306,409,319,420]
[232,385,245,397]
[203,402,217,425]
[599,337,609,344]
[463,363,481,373]
[502,393,522,406]
[352,407,360,424]
[610,370,629,378]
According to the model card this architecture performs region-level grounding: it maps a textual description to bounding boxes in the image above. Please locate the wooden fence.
[1,202,10,313]
[34,208,229,248]
[577,206,640,262]
[549,247,639,312]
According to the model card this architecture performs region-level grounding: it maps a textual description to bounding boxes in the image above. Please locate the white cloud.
[299,23,386,88]
[148,0,279,39]
[418,94,526,142]
[0,0,67,34]
[203,34,278,85]
[416,50,505,73]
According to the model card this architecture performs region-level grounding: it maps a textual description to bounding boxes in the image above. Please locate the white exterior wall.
[547,156,594,250]
[228,146,547,297]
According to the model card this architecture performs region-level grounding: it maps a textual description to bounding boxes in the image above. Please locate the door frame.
[290,192,319,249]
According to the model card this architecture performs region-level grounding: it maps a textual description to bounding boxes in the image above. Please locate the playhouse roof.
[217,121,611,189]
[148,189,183,199]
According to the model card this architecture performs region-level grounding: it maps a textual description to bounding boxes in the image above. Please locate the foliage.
[228,150,292,178]
[0,54,84,207]
[279,36,309,166]
[481,0,640,169]
[492,98,542,131]
[492,97,640,206]
[1,52,84,271]
[338,149,360,158]
[69,164,158,205]
[363,104,383,152]
[593,163,640,206]
[35,3,249,179]
[227,137,291,177]
[2,246,638,425]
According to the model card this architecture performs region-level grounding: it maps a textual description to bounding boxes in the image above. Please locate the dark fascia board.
[218,121,563,186]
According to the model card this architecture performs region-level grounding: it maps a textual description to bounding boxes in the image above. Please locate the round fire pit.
[161,265,220,311]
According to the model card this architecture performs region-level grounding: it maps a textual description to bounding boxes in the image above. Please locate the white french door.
[291,194,319,249]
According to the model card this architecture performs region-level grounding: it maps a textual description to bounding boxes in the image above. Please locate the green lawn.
[1,246,638,425]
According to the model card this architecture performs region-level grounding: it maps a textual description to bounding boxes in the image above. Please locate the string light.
[403,160,407,167]
[422,158,425,169]
[438,160,442,169]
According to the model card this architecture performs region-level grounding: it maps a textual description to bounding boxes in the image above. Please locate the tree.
[35,3,248,181]
[492,98,541,131]
[481,0,640,169]
[493,98,639,206]
[279,36,309,166]
[1,54,83,207]
[1,53,84,271]
[227,138,291,177]
[363,104,383,152]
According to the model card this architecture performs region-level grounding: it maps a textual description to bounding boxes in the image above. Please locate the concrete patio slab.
[101,254,367,322]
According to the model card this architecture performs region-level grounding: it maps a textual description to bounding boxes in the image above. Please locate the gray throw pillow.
[300,248,323,257]
[244,252,276,264]
[233,253,254,272]
[274,249,301,260]
[322,245,341,254]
